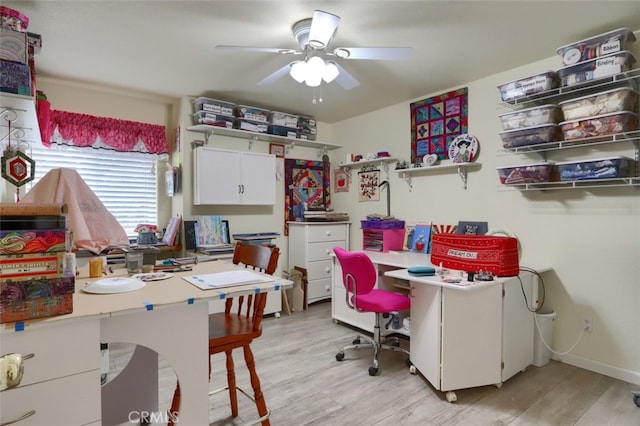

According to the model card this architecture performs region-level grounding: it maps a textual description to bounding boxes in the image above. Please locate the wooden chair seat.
[169,243,279,426]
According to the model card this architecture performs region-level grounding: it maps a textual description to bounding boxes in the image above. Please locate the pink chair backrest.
[333,247,377,295]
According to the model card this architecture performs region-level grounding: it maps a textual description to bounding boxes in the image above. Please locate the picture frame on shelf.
[269,143,285,158]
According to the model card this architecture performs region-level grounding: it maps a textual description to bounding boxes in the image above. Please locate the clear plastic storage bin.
[498,104,564,131]
[556,28,636,66]
[557,51,636,87]
[556,156,633,181]
[558,87,638,121]
[499,124,563,148]
[559,111,638,140]
[497,162,555,185]
[497,71,560,102]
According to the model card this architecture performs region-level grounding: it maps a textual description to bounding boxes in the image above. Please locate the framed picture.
[358,169,380,202]
[456,221,488,235]
[334,169,349,192]
[269,143,285,158]
[410,223,432,253]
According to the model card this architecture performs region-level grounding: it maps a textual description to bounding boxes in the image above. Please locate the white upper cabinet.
[193,146,275,205]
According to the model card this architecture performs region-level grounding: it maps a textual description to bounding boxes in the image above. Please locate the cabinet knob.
[0,352,34,391]
[325,230,331,236]
[325,266,331,274]
[325,248,330,255]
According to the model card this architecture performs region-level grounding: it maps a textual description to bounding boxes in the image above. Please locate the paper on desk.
[183,270,273,290]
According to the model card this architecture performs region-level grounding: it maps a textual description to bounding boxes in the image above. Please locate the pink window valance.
[40,108,168,154]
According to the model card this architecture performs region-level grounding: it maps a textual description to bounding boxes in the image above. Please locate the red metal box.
[430,234,520,277]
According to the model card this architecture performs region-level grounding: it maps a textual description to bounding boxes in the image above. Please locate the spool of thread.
[63,252,76,276]
[89,258,103,278]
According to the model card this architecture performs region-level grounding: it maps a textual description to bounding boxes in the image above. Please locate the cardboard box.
[0,252,64,281]
[0,274,75,323]
[0,229,66,254]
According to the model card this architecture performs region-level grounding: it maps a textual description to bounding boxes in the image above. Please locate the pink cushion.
[353,289,410,313]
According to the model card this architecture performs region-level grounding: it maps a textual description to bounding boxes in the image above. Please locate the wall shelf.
[187,124,342,154]
[0,93,42,147]
[338,157,398,182]
[394,162,482,191]
[497,70,640,192]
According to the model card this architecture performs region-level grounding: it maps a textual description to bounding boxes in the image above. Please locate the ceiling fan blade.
[216,45,301,55]
[257,63,293,86]
[308,10,341,47]
[333,63,360,90]
[335,47,413,61]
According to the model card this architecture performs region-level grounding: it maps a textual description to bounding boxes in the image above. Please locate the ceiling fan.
[216,10,413,90]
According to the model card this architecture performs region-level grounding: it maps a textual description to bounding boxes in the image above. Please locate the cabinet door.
[240,152,275,205]
[410,283,442,388]
[193,147,241,205]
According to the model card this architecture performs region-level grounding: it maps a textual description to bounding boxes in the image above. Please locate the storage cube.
[498,104,564,131]
[497,162,555,185]
[0,28,28,63]
[558,87,638,121]
[0,5,29,32]
[556,156,633,181]
[192,111,235,128]
[497,71,560,102]
[234,105,270,123]
[361,219,405,230]
[193,97,235,116]
[234,118,268,133]
[556,28,636,66]
[362,228,405,252]
[296,131,317,141]
[557,51,636,87]
[499,124,563,148]
[559,111,638,140]
[0,59,30,95]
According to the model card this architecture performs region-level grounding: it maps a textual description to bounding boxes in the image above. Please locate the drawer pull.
[0,409,36,425]
[325,230,331,236]
[325,266,331,273]
[0,353,34,391]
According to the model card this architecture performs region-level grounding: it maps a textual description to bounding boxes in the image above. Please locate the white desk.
[331,250,546,402]
[0,261,290,425]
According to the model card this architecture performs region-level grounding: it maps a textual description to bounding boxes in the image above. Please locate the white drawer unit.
[0,318,102,425]
[288,222,350,303]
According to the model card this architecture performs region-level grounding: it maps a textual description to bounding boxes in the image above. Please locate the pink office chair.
[333,247,411,376]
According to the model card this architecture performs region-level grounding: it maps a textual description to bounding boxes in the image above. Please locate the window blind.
[26,144,158,236]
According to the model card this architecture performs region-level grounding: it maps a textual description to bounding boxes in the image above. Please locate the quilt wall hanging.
[410,87,468,163]
[284,159,330,235]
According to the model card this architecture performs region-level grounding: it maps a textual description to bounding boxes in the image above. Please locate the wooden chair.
[169,243,280,425]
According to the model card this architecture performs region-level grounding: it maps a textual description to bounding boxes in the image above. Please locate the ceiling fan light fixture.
[289,61,308,83]
[334,48,350,59]
[322,61,339,83]
[308,39,326,49]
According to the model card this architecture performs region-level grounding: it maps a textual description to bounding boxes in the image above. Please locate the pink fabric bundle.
[19,168,129,254]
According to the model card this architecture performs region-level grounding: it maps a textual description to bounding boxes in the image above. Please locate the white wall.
[330,34,640,384]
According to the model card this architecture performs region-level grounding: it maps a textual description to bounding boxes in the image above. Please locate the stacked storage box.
[297,114,317,140]
[0,203,74,323]
[361,220,405,252]
[234,104,270,133]
[556,28,637,87]
[192,97,236,128]
[268,110,298,138]
[0,6,40,96]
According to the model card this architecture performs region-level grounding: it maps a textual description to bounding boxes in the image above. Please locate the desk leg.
[101,302,210,425]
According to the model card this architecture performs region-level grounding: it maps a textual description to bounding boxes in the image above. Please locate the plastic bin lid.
[555,156,630,166]
[498,104,560,118]
[496,161,554,170]
[498,123,561,135]
[559,110,638,125]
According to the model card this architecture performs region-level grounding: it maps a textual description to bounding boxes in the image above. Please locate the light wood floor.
[108,300,640,425]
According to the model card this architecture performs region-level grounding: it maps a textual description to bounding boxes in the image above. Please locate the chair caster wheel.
[353,338,361,344]
[446,391,457,403]
[335,352,345,361]
[368,366,379,376]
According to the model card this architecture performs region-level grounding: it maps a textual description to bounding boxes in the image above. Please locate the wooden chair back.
[232,242,279,275]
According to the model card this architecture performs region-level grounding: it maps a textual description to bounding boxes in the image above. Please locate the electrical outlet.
[582,316,593,333]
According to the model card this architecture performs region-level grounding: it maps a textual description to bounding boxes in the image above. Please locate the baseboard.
[552,353,640,386]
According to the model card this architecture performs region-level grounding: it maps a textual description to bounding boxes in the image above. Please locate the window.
[26,144,158,236]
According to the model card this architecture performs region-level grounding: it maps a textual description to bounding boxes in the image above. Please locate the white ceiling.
[6,1,640,123]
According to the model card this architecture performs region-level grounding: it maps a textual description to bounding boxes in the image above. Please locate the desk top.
[2,260,289,330]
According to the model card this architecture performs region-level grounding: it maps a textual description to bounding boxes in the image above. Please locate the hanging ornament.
[1,120,35,202]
